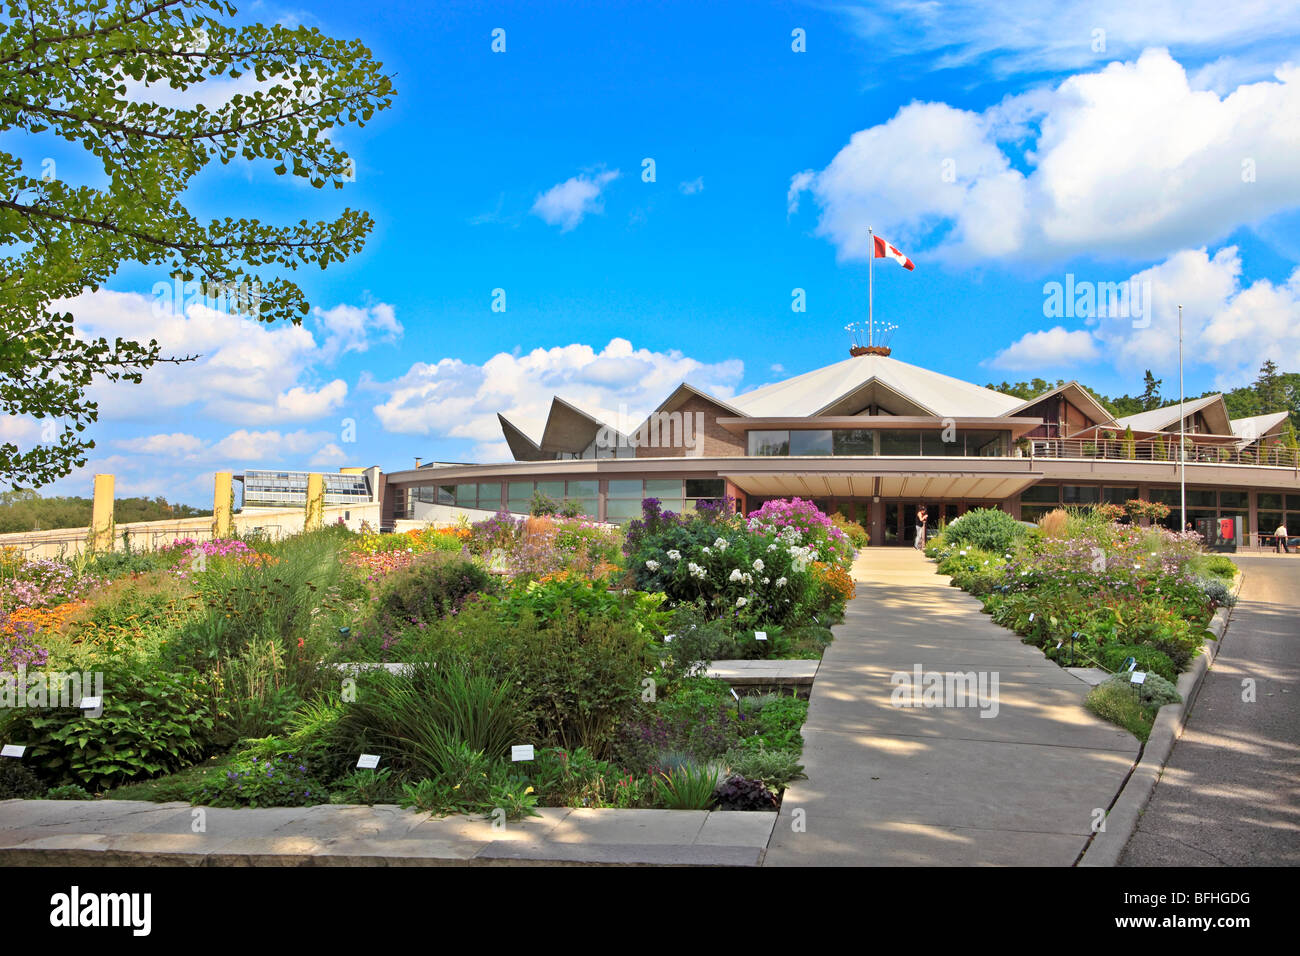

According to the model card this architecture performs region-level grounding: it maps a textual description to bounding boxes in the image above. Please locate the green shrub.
[18,664,215,789]
[1106,672,1181,708]
[1199,554,1237,582]
[739,695,808,752]
[722,747,805,790]
[653,762,720,810]
[334,661,528,782]
[943,508,1026,555]
[374,554,495,629]
[45,784,92,800]
[0,760,46,798]
[1085,680,1153,742]
[1099,643,1177,683]
[330,768,400,805]
[191,752,329,808]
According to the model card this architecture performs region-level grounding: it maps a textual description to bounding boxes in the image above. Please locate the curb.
[1077,569,1242,867]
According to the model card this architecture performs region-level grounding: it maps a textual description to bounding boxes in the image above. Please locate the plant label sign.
[356,754,380,769]
[664,634,674,643]
[730,688,740,701]
[1,744,24,758]
[1056,641,1063,649]
[1124,657,1137,673]
[511,745,535,762]
[1130,671,1148,685]
[1028,613,1035,622]
[755,631,767,641]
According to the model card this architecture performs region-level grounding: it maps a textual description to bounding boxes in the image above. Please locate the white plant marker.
[755,631,767,641]
[511,745,535,762]
[1130,671,1147,685]
[357,754,380,769]
[1,744,25,758]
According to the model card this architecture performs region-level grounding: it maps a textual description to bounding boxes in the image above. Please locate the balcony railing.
[1028,438,1299,468]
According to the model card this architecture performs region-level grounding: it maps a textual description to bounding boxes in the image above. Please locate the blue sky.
[9,0,1300,504]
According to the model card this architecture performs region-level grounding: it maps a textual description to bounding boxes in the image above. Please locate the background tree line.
[0,490,209,533]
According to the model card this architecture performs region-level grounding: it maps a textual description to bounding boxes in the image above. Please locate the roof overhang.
[1005,381,1116,427]
[498,414,549,461]
[814,377,936,416]
[722,470,1040,501]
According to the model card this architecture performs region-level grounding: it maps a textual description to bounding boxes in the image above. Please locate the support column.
[305,472,325,531]
[90,474,115,553]
[213,472,233,538]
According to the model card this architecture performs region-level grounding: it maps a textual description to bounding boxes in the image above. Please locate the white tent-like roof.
[1115,394,1230,434]
[1230,411,1291,443]
[725,353,1025,418]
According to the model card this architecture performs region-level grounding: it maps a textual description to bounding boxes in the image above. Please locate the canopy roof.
[1115,394,1232,435]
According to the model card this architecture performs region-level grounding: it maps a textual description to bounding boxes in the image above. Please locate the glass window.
[1287,495,1300,510]
[455,484,476,507]
[1186,489,1215,508]
[833,429,873,455]
[607,479,643,497]
[656,499,685,516]
[476,483,501,510]
[1258,511,1283,533]
[645,479,682,497]
[566,480,598,498]
[789,430,833,456]
[1020,504,1059,524]
[1148,488,1179,505]
[920,430,957,456]
[1103,486,1140,504]
[1219,490,1247,509]
[1021,485,1059,503]
[959,430,1004,457]
[748,430,790,456]
[536,481,564,498]
[1258,492,1283,510]
[565,497,597,518]
[605,498,643,523]
[685,478,725,498]
[1061,485,1100,504]
[878,430,920,456]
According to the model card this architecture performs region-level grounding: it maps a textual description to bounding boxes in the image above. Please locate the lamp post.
[1179,304,1186,533]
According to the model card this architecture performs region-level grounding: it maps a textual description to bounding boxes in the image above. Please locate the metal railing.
[1028,438,1299,468]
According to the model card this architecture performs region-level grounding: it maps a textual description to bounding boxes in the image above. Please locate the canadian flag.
[873,235,915,271]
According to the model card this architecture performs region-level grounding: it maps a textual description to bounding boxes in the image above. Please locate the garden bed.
[2,497,854,818]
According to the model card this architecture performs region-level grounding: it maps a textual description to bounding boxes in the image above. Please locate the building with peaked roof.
[383,349,1300,548]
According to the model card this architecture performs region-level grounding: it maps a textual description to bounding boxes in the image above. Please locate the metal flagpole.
[1179,304,1186,533]
[868,227,874,347]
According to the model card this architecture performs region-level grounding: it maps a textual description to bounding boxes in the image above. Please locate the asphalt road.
[1120,555,1300,866]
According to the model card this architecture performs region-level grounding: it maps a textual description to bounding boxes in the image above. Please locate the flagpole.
[868,226,874,347]
[1179,304,1186,534]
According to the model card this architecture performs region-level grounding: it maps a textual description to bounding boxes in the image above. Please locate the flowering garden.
[0,497,856,815]
[924,506,1237,741]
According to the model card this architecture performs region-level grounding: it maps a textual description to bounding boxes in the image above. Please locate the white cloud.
[371,337,745,460]
[987,327,1102,370]
[679,177,705,195]
[531,169,620,231]
[309,443,349,466]
[791,49,1300,265]
[210,429,334,461]
[992,245,1300,387]
[838,1,1300,76]
[114,433,206,457]
[59,288,395,425]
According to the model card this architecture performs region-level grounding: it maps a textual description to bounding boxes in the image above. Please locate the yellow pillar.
[90,473,115,553]
[213,472,233,538]
[304,472,324,531]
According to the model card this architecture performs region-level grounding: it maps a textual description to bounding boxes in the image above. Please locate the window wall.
[747,428,1009,457]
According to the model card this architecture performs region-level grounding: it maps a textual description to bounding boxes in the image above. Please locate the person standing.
[1276,520,1289,554]
[915,505,929,550]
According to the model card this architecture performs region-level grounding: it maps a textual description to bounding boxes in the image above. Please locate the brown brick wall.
[634,396,746,458]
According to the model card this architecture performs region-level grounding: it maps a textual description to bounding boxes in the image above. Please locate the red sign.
[1219,518,1235,540]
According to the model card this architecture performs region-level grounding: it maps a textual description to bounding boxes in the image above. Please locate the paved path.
[1120,556,1300,866]
[764,548,1139,866]
[0,801,776,866]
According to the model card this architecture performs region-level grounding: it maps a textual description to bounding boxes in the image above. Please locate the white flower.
[959,550,967,556]
[714,537,729,551]
[768,544,778,552]
[752,559,764,572]
[735,597,748,608]
[763,577,770,585]
[742,573,753,585]
[687,562,708,579]
[702,547,712,555]
[729,568,744,582]
[666,549,681,561]
[645,560,660,572]
[775,577,787,587]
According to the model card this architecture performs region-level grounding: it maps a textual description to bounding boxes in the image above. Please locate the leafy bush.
[722,748,805,790]
[191,753,329,808]
[373,554,496,630]
[739,695,808,752]
[18,664,215,789]
[330,768,400,805]
[1199,577,1236,608]
[943,508,1026,554]
[44,784,91,800]
[713,774,777,811]
[0,760,46,798]
[1102,672,1181,708]
[1199,555,1237,582]
[1098,643,1177,683]
[1085,681,1154,742]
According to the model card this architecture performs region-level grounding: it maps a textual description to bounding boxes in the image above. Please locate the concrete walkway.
[0,800,776,866]
[1120,556,1300,866]
[764,547,1139,866]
